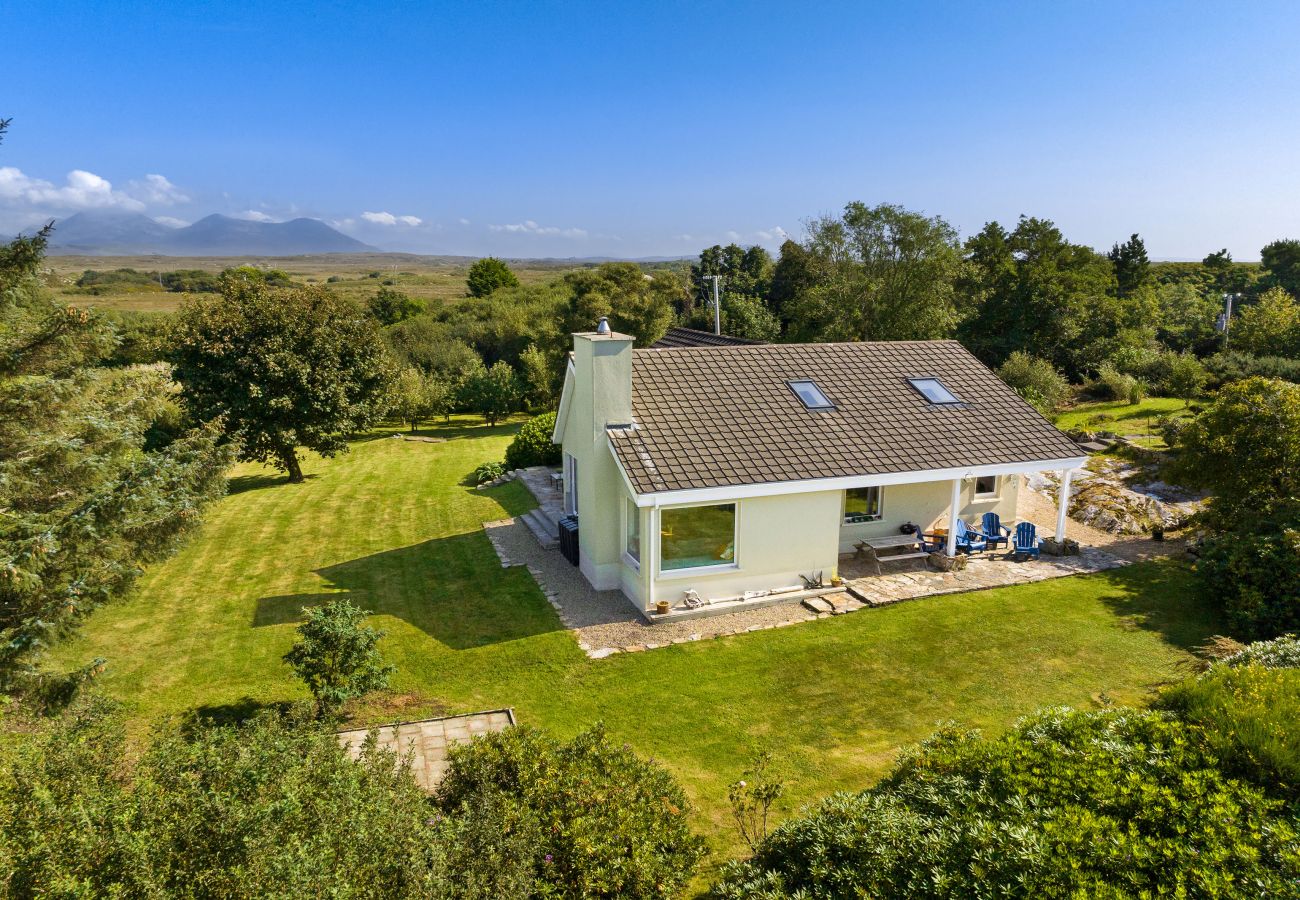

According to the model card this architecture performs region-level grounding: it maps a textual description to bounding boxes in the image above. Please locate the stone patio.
[336,709,515,791]
[483,513,1130,658]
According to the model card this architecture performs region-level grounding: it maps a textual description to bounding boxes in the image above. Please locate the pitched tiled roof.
[608,340,1082,495]
[650,327,764,349]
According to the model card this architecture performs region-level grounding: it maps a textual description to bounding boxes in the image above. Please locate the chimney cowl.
[595,316,611,336]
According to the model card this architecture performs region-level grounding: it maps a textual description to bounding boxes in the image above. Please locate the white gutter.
[612,445,1088,508]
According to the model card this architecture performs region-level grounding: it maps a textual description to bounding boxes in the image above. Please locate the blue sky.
[3,1,1299,258]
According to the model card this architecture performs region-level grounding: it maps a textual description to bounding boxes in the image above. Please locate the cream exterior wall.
[837,475,1020,553]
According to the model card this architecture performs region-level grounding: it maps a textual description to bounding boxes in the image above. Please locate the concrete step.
[521,509,559,550]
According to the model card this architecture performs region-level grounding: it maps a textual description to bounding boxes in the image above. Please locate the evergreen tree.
[1108,233,1151,298]
[0,118,234,702]
[465,256,520,298]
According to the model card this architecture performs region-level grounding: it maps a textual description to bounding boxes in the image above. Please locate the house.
[649,326,765,349]
[551,320,1087,617]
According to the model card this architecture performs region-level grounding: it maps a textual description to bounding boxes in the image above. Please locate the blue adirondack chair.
[954,518,987,554]
[980,512,1011,550]
[1012,521,1040,560]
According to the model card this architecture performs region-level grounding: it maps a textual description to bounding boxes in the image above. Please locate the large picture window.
[844,486,883,523]
[660,504,736,571]
[625,498,641,564]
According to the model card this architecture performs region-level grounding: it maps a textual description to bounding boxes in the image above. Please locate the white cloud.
[236,209,277,222]
[489,219,588,239]
[154,215,188,228]
[0,166,145,211]
[458,217,471,226]
[755,225,790,242]
[361,210,422,226]
[128,173,189,205]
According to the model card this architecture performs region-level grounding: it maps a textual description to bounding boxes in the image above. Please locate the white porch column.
[946,478,962,556]
[1055,468,1074,541]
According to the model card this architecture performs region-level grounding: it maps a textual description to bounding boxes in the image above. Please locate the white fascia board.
[623,455,1089,508]
[551,360,577,445]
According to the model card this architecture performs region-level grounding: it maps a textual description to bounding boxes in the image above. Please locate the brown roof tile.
[608,340,1082,495]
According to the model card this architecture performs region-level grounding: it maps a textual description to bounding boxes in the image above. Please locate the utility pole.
[1218,292,1236,348]
[703,274,721,335]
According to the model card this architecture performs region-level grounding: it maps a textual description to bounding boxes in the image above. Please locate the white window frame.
[842,485,884,524]
[973,474,1000,499]
[563,453,578,516]
[623,496,641,569]
[655,501,740,580]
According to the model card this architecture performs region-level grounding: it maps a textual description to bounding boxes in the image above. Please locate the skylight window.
[788,380,834,410]
[909,377,961,405]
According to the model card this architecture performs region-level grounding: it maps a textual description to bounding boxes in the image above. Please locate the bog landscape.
[5,4,1300,898]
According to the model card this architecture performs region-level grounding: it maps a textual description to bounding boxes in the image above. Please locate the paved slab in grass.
[336,709,515,791]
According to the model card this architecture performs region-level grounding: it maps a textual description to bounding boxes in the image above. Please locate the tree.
[767,238,820,331]
[0,119,234,702]
[388,365,449,432]
[1164,351,1208,402]
[170,274,394,483]
[459,359,519,425]
[687,244,779,339]
[1262,239,1300,298]
[559,262,677,347]
[1232,286,1300,358]
[517,342,555,410]
[786,202,964,343]
[1156,281,1220,354]
[466,256,520,298]
[1171,376,1300,527]
[366,286,424,325]
[283,599,394,717]
[996,351,1070,414]
[1108,232,1151,298]
[956,216,1116,377]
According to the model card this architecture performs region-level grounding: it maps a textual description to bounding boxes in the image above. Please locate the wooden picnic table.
[854,532,932,576]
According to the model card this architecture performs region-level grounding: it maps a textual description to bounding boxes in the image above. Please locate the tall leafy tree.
[785,202,964,343]
[956,216,1115,377]
[465,256,520,298]
[170,272,394,483]
[558,262,677,347]
[1231,286,1300,358]
[0,119,234,701]
[768,238,820,332]
[688,244,779,340]
[1262,239,1300,299]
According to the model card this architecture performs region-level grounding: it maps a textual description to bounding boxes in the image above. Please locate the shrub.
[1196,521,1300,641]
[1160,663,1300,804]
[504,411,560,470]
[366,286,424,326]
[996,351,1069,414]
[712,708,1300,898]
[1219,634,1300,670]
[1205,350,1300,388]
[472,460,506,485]
[1164,351,1209,400]
[283,599,395,717]
[1094,362,1145,404]
[0,700,451,896]
[437,724,705,898]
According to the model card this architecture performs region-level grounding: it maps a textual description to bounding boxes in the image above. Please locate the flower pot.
[830,575,843,587]
[655,600,671,615]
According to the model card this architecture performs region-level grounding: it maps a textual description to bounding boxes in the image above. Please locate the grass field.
[48,416,1222,866]
[1053,395,1194,432]
[45,253,587,313]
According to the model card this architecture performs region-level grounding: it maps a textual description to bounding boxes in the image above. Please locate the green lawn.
[1053,396,1193,432]
[49,416,1222,864]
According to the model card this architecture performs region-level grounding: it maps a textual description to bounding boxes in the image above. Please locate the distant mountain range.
[46,210,374,256]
